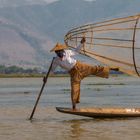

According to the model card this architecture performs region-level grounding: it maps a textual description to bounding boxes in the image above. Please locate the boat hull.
[56,107,140,118]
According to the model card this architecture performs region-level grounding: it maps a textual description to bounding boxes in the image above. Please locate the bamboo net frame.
[64,14,140,77]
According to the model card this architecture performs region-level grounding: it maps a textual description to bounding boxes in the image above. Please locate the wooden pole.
[29,58,54,120]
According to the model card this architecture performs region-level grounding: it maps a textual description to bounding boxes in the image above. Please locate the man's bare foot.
[72,105,77,111]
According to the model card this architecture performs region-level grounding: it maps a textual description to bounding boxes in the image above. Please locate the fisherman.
[46,38,118,110]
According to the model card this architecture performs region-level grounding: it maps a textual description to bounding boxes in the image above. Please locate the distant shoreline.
[0,73,124,78]
[0,73,70,78]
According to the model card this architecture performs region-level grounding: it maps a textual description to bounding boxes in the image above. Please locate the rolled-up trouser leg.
[71,81,80,106]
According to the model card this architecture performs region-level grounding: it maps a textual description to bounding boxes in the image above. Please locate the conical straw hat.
[50,43,68,52]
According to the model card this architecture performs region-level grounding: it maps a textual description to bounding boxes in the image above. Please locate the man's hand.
[80,37,86,44]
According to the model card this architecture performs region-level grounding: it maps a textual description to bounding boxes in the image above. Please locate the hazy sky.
[44,0,96,3]
[44,0,59,3]
[0,0,97,5]
[0,0,97,7]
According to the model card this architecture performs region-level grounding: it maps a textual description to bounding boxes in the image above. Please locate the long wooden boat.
[56,107,140,118]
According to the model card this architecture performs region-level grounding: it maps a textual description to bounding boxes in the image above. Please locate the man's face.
[55,49,64,58]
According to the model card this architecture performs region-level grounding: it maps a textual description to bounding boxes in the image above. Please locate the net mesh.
[64,14,140,77]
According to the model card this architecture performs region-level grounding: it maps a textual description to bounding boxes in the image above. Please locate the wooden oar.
[29,58,55,120]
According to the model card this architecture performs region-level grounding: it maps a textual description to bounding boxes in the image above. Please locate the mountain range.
[0,0,140,69]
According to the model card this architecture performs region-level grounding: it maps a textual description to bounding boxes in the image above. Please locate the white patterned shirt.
[50,43,83,73]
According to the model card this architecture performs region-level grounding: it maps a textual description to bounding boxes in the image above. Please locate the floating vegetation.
[23,91,30,94]
[85,83,125,86]
[62,89,70,93]
[62,89,70,91]
[85,87,102,91]
[94,88,102,91]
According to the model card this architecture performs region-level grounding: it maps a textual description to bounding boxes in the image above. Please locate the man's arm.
[43,57,58,82]
[49,57,58,74]
[75,37,86,53]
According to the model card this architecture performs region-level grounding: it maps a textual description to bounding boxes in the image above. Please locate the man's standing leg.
[71,81,81,110]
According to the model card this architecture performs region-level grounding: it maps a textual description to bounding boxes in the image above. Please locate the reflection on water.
[66,119,89,139]
[70,121,85,138]
[0,76,140,140]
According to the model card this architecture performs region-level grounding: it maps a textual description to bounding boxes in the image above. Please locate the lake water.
[0,75,140,140]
